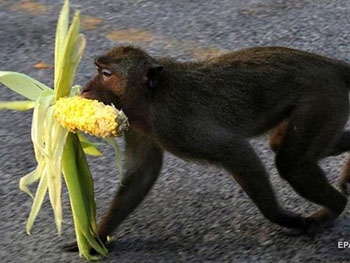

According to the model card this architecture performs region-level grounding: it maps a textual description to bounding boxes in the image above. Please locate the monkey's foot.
[303,209,337,238]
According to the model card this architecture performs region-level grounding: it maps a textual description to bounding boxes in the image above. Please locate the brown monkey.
[66,46,350,251]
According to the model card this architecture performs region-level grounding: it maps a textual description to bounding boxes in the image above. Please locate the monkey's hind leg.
[269,124,350,196]
[275,102,348,233]
[212,136,309,232]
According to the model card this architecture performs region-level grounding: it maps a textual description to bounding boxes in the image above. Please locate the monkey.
[65,45,350,252]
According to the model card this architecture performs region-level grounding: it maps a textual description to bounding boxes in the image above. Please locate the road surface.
[1,1,350,262]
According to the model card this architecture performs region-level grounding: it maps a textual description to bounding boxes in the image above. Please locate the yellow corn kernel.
[54,96,129,138]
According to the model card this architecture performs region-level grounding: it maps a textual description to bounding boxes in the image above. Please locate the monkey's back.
[154,46,350,138]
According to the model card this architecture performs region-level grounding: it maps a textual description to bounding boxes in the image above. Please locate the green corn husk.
[0,0,124,260]
[62,133,107,259]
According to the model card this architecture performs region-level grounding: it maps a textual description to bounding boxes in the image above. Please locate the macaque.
[66,45,350,251]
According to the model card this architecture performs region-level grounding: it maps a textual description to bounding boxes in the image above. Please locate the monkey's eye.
[101,69,112,78]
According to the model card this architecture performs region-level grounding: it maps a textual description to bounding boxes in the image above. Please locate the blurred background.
[1,1,350,262]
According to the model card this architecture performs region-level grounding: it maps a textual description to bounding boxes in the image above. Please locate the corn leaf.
[31,93,55,161]
[0,100,35,111]
[54,0,69,89]
[19,168,41,199]
[77,133,103,157]
[25,93,60,234]
[45,105,68,235]
[0,71,52,101]
[54,12,86,99]
[62,133,107,260]
[73,136,107,257]
[26,167,48,235]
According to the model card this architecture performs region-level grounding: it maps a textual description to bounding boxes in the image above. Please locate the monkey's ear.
[145,64,163,89]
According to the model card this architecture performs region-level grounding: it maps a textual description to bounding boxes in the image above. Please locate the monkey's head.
[81,46,163,115]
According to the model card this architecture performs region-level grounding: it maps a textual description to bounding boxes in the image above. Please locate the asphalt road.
[1,0,350,262]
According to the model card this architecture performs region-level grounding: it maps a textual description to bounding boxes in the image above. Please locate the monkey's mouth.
[80,89,120,109]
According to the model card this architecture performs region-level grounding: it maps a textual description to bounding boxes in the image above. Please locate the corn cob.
[55,96,129,138]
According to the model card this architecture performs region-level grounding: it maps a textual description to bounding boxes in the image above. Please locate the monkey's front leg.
[64,129,163,252]
[97,130,163,241]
